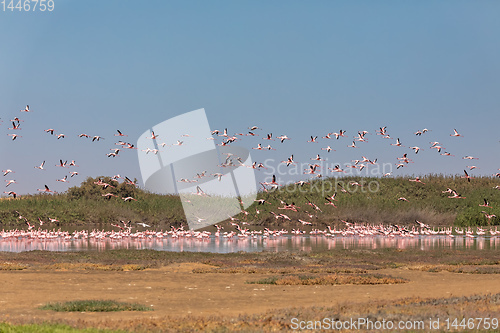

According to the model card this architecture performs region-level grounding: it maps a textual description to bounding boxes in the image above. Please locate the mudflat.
[1,263,500,323]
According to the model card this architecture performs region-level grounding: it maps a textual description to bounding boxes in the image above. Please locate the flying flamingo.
[7,134,21,140]
[147,131,159,139]
[37,185,55,193]
[479,199,492,208]
[391,138,403,147]
[115,130,127,137]
[56,176,69,183]
[8,122,21,130]
[34,161,45,170]
[5,180,16,187]
[450,129,463,137]
[276,135,290,143]
[281,155,295,166]
[3,191,17,198]
[461,170,474,182]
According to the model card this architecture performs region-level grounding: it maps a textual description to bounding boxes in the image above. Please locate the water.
[1,234,499,253]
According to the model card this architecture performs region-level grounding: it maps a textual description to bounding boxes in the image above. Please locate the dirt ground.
[1,263,500,324]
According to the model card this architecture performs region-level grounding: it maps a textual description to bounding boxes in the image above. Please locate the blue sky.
[1,1,499,195]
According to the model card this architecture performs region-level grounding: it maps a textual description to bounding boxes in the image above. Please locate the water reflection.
[1,235,499,253]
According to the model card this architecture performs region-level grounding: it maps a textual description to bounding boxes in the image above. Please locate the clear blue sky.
[1,0,499,195]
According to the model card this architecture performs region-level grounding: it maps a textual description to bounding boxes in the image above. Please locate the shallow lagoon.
[1,234,499,253]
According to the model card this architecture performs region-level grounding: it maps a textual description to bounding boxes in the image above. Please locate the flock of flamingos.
[1,105,499,247]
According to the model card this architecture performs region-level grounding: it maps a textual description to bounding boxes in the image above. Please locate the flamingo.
[448,190,466,199]
[34,161,45,170]
[307,136,318,143]
[193,186,210,197]
[4,191,17,198]
[37,185,55,193]
[410,146,422,154]
[276,135,290,143]
[115,130,128,137]
[122,196,138,202]
[56,176,69,183]
[2,169,14,176]
[5,180,16,187]
[20,105,30,112]
[45,129,55,135]
[479,199,492,208]
[461,170,474,182]
[7,134,21,140]
[281,155,295,166]
[8,122,21,130]
[57,133,65,139]
[409,177,425,184]
[450,129,463,137]
[347,141,358,148]
[147,131,159,139]
[391,138,403,147]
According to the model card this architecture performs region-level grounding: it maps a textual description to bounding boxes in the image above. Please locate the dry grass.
[248,273,407,285]
[4,293,499,332]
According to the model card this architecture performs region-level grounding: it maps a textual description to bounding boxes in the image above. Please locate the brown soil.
[1,263,500,324]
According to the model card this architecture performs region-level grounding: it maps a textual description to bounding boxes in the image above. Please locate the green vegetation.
[39,300,153,312]
[0,174,499,228]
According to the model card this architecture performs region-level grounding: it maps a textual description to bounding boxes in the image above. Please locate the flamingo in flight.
[276,135,290,143]
[461,170,474,182]
[56,176,69,183]
[2,169,14,176]
[9,122,21,130]
[5,180,16,187]
[450,129,463,137]
[148,131,159,139]
[479,199,492,208]
[37,185,55,193]
[391,138,403,147]
[20,105,30,112]
[34,161,45,170]
[281,155,295,166]
[7,134,21,140]
[3,191,17,198]
[115,130,127,137]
